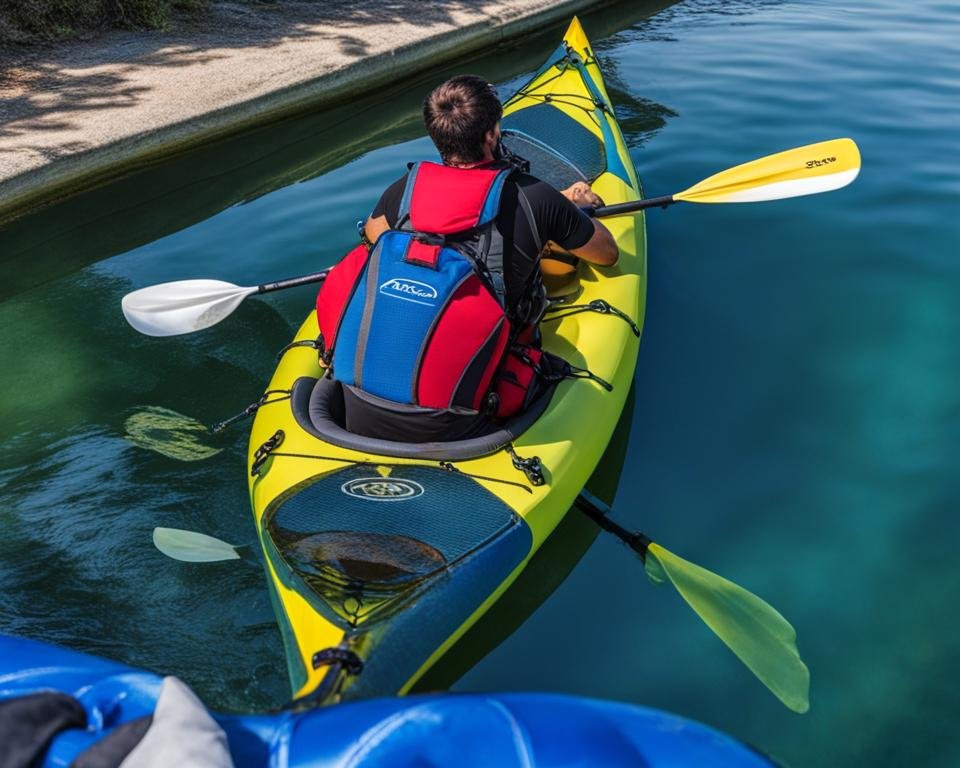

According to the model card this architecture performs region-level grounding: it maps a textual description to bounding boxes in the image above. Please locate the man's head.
[423,75,502,165]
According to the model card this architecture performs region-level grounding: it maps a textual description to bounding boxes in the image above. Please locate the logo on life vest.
[379,278,439,306]
[341,477,425,501]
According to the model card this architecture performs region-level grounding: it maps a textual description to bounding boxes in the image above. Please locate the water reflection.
[1,0,665,711]
[125,406,223,461]
[605,79,679,150]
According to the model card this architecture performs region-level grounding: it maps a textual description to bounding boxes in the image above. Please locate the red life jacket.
[316,162,515,413]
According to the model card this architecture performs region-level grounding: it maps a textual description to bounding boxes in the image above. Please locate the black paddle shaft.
[584,195,676,218]
[258,268,332,294]
[575,490,651,560]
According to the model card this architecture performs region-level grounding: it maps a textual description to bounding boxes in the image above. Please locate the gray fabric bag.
[119,677,233,768]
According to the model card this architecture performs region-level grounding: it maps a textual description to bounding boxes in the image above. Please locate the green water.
[1,0,958,764]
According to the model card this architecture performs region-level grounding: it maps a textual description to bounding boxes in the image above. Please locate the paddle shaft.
[575,490,651,559]
[237,195,666,294]
[584,195,676,219]
[258,268,331,294]
[254,137,852,295]
[251,202,639,296]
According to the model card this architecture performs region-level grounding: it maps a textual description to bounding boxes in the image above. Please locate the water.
[1,0,958,764]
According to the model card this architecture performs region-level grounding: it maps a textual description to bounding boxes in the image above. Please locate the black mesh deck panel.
[502,103,606,184]
[262,463,533,701]
[264,463,524,628]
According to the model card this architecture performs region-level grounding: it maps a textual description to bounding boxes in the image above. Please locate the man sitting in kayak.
[315,75,618,442]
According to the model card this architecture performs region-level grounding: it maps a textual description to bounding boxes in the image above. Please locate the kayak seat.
[290,376,554,461]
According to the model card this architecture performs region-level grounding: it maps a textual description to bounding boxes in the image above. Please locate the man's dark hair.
[423,75,502,164]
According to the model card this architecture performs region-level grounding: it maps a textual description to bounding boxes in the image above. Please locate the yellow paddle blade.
[675,138,860,204]
[645,542,810,713]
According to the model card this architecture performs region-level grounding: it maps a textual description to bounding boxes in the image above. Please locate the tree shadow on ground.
[0,0,511,139]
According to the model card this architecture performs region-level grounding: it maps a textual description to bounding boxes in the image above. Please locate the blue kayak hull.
[0,633,774,767]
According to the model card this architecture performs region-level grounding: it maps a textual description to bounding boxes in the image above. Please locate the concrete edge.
[0,0,618,225]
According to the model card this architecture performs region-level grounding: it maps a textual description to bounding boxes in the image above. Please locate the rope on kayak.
[250,429,360,477]
[250,432,537,492]
[438,461,533,494]
[504,444,545,486]
[509,45,612,127]
[275,337,323,361]
[550,362,613,392]
[543,298,641,337]
[210,389,291,434]
[512,86,603,129]
[515,345,613,393]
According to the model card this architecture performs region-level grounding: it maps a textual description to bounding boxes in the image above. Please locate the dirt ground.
[0,0,603,219]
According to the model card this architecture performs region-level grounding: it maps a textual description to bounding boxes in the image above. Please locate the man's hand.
[559,181,619,267]
[561,181,604,209]
[364,214,390,245]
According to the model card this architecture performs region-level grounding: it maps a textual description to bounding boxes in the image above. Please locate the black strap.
[515,347,613,393]
[210,389,291,434]
[504,443,545,486]
[0,692,86,768]
[516,185,542,255]
[312,647,364,676]
[557,362,613,392]
[282,645,364,711]
[72,715,153,768]
[275,337,323,361]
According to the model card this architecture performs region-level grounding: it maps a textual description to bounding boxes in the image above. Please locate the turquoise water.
[1,0,958,765]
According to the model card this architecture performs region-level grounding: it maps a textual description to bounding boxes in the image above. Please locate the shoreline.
[0,0,618,224]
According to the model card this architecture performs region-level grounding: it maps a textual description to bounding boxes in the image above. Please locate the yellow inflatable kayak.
[246,16,646,704]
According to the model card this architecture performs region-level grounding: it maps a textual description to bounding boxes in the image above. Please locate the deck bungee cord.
[248,428,537,492]
[543,298,642,337]
[508,44,612,127]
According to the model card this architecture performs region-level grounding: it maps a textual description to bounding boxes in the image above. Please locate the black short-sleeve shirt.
[371,170,595,314]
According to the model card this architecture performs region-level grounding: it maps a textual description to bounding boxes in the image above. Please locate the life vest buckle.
[413,232,445,246]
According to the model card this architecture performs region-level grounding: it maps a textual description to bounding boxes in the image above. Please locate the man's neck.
[447,158,494,169]
[446,146,496,169]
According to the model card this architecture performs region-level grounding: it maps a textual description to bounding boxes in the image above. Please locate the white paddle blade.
[122,280,257,336]
[153,527,241,562]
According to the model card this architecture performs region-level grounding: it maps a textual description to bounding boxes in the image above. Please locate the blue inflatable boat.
[0,634,775,767]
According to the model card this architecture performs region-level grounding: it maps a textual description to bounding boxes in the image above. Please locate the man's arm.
[557,181,619,266]
[363,175,407,245]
